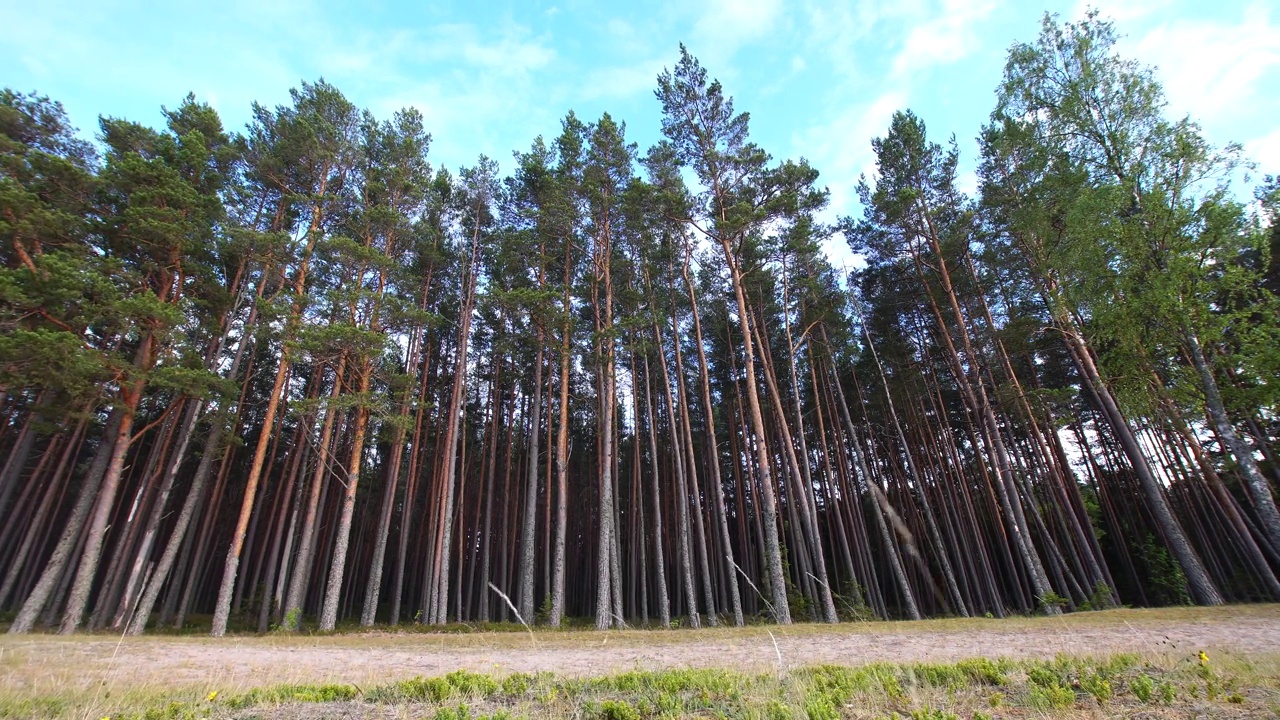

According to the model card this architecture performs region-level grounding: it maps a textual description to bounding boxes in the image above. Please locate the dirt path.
[3,606,1278,696]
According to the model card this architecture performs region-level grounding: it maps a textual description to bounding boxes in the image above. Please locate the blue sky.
[3,0,1277,267]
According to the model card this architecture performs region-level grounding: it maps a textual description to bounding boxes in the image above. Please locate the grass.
[2,605,1279,718]
[7,602,1277,641]
[1,651,1277,719]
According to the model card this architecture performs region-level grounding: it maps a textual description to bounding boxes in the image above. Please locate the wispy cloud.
[580,58,671,102]
[1246,129,1280,174]
[694,0,783,45]
[791,0,1002,251]
[794,90,908,269]
[685,0,787,72]
[892,0,999,78]
[1071,0,1173,23]
[1125,4,1280,126]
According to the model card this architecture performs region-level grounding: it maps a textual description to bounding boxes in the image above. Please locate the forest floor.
[3,604,1279,718]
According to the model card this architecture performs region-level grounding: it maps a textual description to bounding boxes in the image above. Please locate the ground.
[3,605,1279,718]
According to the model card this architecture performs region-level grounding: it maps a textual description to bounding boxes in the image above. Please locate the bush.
[1130,673,1155,703]
[590,699,641,720]
[1029,683,1074,710]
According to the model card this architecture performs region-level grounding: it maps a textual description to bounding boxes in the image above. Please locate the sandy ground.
[2,605,1278,697]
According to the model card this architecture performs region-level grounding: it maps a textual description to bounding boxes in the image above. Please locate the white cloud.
[459,30,556,71]
[1246,128,1280,173]
[1126,4,1280,126]
[891,0,999,79]
[790,0,1001,271]
[580,58,671,102]
[19,55,48,78]
[687,0,786,70]
[793,91,908,269]
[695,0,783,44]
[1072,0,1172,23]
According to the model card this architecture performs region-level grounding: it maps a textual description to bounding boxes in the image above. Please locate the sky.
[3,0,1278,268]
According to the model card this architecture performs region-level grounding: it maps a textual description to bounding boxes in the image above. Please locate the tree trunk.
[319,361,373,630]
[642,356,672,627]
[519,337,544,622]
[1185,329,1280,557]
[60,335,155,634]
[110,398,204,629]
[281,356,346,630]
[9,406,122,633]
[720,237,791,624]
[1057,309,1224,605]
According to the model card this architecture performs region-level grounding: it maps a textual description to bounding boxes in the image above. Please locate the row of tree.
[2,13,1278,635]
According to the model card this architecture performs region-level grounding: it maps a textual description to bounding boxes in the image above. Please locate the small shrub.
[368,677,452,703]
[1080,670,1112,702]
[1205,677,1220,701]
[802,665,869,706]
[1037,591,1070,612]
[444,670,500,698]
[500,672,535,697]
[1130,673,1155,703]
[652,692,681,716]
[955,658,1009,686]
[1026,666,1062,688]
[910,663,967,689]
[804,694,838,720]
[591,699,641,720]
[229,682,358,707]
[764,698,795,720]
[433,704,471,720]
[1079,582,1117,611]
[1029,683,1074,710]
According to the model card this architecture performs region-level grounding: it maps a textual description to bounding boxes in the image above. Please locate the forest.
[1,12,1278,638]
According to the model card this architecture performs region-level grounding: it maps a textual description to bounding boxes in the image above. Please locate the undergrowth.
[2,651,1274,719]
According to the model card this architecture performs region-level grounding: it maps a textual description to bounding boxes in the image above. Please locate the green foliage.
[1139,535,1192,606]
[443,670,502,697]
[953,658,1010,687]
[433,704,471,720]
[1025,662,1076,710]
[1079,582,1118,612]
[1028,682,1074,710]
[1036,591,1070,613]
[499,672,536,697]
[1026,666,1062,689]
[1130,673,1155,703]
[226,683,358,708]
[802,693,838,720]
[589,668,740,696]
[589,699,641,720]
[366,677,452,703]
[1079,670,1112,702]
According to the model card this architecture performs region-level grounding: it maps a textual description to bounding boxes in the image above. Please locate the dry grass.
[1,605,1279,719]
[3,651,1278,719]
